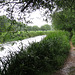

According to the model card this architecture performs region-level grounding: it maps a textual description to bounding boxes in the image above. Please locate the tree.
[0,15,10,33]
[0,0,74,12]
[26,26,33,31]
[0,0,74,26]
[13,22,26,31]
[40,24,51,31]
[0,0,75,32]
[32,26,39,31]
[52,9,75,32]
[52,8,75,38]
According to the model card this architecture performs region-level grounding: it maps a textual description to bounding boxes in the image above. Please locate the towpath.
[53,41,75,75]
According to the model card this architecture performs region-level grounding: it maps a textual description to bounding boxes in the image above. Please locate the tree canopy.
[0,0,75,32]
[0,15,26,33]
[0,0,74,12]
[40,24,51,31]
[0,15,10,33]
[0,0,74,24]
[52,8,75,32]
[26,24,51,31]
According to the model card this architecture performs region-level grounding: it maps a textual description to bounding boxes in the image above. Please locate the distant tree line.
[0,15,51,34]
[26,24,51,31]
[0,15,26,33]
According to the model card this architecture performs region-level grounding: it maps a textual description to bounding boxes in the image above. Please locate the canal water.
[0,35,46,58]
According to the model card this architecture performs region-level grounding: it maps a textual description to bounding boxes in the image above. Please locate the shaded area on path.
[53,41,75,75]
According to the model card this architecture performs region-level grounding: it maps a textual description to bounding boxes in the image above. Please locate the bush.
[0,31,70,75]
[43,31,70,69]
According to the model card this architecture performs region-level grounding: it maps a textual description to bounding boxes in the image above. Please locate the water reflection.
[0,35,46,58]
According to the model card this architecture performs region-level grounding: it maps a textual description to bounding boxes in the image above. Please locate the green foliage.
[0,15,26,34]
[0,15,10,33]
[52,9,75,32]
[21,0,75,12]
[14,22,26,31]
[0,31,70,75]
[32,26,39,31]
[26,24,51,31]
[0,15,51,43]
[1,0,75,11]
[0,31,51,43]
[55,0,75,10]
[26,26,34,31]
[72,34,75,46]
[40,24,51,31]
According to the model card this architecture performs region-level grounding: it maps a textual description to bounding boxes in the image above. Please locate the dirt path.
[53,41,75,75]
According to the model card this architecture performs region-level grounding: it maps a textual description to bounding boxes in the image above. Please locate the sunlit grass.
[0,31,51,43]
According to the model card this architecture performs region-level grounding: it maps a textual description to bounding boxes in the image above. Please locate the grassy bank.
[0,30,71,75]
[0,31,51,43]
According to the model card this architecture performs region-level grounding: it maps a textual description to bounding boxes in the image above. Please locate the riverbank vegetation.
[0,16,51,43]
[0,31,71,75]
[0,10,74,75]
[52,7,75,47]
[0,0,75,75]
[0,31,51,43]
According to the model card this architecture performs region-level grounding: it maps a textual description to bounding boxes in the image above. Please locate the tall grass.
[0,31,51,43]
[0,30,70,75]
[71,31,75,46]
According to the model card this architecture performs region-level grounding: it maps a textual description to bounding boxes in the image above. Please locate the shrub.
[0,31,70,75]
[43,31,70,69]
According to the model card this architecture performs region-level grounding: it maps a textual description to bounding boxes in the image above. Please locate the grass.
[0,31,51,43]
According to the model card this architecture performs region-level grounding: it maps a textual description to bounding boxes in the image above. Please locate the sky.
[26,10,52,27]
[0,3,52,27]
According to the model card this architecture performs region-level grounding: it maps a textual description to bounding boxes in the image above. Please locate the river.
[0,35,46,58]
